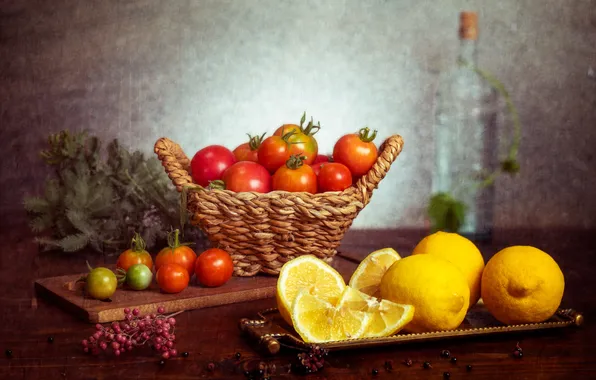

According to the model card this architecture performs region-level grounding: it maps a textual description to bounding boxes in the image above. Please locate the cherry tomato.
[85,267,117,300]
[311,162,325,177]
[221,161,271,193]
[333,127,378,177]
[155,229,197,277]
[257,134,292,173]
[125,264,153,291]
[272,155,317,193]
[190,145,236,187]
[272,113,320,165]
[195,248,234,287]
[116,233,153,271]
[312,154,331,164]
[233,133,266,162]
[318,162,353,192]
[156,263,190,294]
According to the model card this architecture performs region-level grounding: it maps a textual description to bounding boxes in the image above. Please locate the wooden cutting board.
[34,271,277,323]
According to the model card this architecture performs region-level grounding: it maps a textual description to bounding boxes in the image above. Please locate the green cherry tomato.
[86,267,117,300]
[126,264,153,290]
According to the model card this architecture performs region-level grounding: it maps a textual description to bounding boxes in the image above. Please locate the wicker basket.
[154,134,404,277]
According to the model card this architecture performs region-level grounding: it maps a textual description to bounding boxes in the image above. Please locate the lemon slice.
[349,248,401,298]
[365,299,415,337]
[291,287,373,343]
[337,286,415,338]
[276,255,346,326]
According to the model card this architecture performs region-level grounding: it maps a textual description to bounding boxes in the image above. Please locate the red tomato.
[311,162,325,176]
[318,162,353,192]
[155,229,197,277]
[232,133,266,162]
[190,145,236,187]
[195,248,234,287]
[156,263,190,294]
[333,127,378,177]
[116,233,153,271]
[222,161,271,193]
[312,154,331,164]
[272,155,317,193]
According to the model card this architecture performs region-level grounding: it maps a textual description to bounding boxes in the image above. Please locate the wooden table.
[1,225,595,379]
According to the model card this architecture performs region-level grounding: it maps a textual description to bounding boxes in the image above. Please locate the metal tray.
[239,305,583,355]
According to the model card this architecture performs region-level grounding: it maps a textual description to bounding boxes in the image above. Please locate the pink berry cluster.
[81,306,179,359]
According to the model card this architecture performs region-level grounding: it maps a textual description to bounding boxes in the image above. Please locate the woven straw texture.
[154,135,404,277]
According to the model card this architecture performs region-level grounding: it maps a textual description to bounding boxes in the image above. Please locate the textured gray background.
[1,0,595,229]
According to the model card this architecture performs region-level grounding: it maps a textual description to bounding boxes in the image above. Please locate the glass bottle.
[431,11,499,242]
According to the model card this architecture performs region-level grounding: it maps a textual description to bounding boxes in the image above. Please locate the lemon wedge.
[349,248,401,298]
[276,255,346,326]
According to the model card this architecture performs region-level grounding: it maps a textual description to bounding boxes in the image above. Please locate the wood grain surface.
[2,225,595,379]
[34,271,277,323]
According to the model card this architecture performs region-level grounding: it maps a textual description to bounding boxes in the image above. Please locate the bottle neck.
[457,38,478,67]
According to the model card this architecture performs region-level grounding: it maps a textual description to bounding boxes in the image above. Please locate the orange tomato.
[116,232,153,271]
[155,229,198,277]
[272,155,317,193]
[232,133,266,162]
[156,263,189,294]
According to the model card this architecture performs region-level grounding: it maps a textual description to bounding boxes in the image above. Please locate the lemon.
[349,248,401,298]
[291,287,373,343]
[276,255,346,326]
[481,246,565,325]
[412,231,485,307]
[380,254,470,333]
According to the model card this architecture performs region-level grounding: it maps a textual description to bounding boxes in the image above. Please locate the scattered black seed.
[5,349,12,358]
[423,361,432,369]
[182,351,189,358]
[258,369,264,376]
[404,358,413,367]
[47,337,54,343]
[158,359,166,366]
[384,360,393,371]
[444,371,451,378]
[372,368,379,375]
[235,352,241,359]
[451,357,458,364]
[244,370,251,377]
[441,350,451,358]
[467,364,473,371]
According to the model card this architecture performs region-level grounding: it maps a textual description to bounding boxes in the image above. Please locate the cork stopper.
[459,11,478,40]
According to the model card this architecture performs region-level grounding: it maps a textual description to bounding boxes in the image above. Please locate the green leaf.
[23,196,50,213]
[44,179,62,205]
[57,233,90,252]
[428,192,467,233]
[66,209,95,236]
[29,214,53,233]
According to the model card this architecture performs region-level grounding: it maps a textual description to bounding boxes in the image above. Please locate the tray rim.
[239,307,584,354]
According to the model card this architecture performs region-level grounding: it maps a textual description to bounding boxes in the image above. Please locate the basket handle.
[154,137,194,193]
[354,134,404,207]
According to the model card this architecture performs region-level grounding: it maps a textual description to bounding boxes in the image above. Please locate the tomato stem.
[247,133,266,151]
[299,111,306,129]
[130,232,146,252]
[166,228,195,250]
[285,154,306,170]
[86,260,94,272]
[302,117,321,136]
[358,127,377,143]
